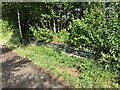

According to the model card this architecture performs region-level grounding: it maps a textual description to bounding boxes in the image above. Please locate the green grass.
[13,44,119,88]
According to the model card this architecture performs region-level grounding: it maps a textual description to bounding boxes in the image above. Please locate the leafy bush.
[30,26,53,43]
[68,3,120,72]
[68,19,91,47]
[54,29,70,43]
[57,29,70,42]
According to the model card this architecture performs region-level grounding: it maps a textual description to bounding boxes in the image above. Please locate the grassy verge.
[13,44,119,88]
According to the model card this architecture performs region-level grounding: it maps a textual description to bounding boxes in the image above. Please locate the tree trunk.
[53,19,56,33]
[49,20,52,30]
[57,19,60,33]
[17,9,23,43]
[60,18,62,31]
[57,20,59,33]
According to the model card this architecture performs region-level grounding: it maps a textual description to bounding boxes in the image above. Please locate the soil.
[0,45,73,89]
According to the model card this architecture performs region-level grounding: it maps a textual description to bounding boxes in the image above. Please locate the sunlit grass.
[13,44,119,88]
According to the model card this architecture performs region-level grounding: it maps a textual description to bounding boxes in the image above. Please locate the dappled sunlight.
[1,46,71,88]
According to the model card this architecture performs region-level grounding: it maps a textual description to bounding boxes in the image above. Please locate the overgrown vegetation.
[52,29,70,43]
[1,2,120,88]
[29,26,53,43]
[14,44,119,88]
[68,3,120,73]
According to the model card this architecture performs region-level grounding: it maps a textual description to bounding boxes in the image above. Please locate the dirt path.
[0,45,72,89]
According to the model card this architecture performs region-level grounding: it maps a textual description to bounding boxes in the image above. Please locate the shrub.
[68,3,120,72]
[30,26,53,43]
[68,19,91,47]
[57,29,70,43]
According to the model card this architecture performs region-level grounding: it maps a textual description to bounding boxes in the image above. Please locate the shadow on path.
[0,46,13,55]
[1,45,72,89]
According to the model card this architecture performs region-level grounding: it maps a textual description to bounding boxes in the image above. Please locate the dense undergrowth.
[68,3,120,74]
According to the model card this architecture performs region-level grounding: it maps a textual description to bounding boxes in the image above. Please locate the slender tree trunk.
[49,20,52,30]
[60,18,62,31]
[57,20,59,33]
[17,9,23,43]
[53,19,56,33]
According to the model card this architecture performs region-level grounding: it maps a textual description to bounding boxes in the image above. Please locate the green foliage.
[68,2,120,72]
[68,19,91,47]
[0,20,21,46]
[58,29,70,41]
[2,2,86,41]
[78,59,118,88]
[53,29,70,43]
[1,20,12,34]
[14,44,119,88]
[30,26,53,42]
[101,3,120,72]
